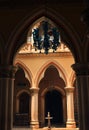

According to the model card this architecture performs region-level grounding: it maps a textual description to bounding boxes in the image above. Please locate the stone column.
[72,63,89,130]
[65,87,76,128]
[30,87,39,128]
[0,65,17,130]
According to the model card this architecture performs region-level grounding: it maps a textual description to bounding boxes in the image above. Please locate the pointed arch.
[14,60,33,85]
[5,6,81,64]
[41,85,66,97]
[35,60,68,88]
[16,89,30,98]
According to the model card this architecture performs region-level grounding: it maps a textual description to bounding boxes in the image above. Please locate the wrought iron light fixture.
[32,21,60,54]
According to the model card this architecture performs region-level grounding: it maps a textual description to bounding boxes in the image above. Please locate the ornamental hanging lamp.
[32,21,60,54]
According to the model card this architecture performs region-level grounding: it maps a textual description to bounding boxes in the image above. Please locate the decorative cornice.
[0,65,18,78]
[16,52,72,58]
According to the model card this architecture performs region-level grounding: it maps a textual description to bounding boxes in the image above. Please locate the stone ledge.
[13,127,79,130]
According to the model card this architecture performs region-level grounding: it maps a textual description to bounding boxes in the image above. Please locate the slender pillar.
[30,87,39,128]
[0,65,17,130]
[72,63,89,130]
[65,87,76,128]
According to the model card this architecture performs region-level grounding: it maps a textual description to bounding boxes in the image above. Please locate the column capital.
[71,63,89,76]
[30,87,39,94]
[65,87,74,92]
[0,65,18,78]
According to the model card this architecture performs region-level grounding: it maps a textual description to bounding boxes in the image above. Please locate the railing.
[14,113,29,126]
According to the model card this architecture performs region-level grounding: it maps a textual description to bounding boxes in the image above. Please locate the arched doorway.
[14,66,31,126]
[14,92,30,126]
[45,90,64,127]
[12,13,77,129]
[19,92,29,114]
[38,65,66,127]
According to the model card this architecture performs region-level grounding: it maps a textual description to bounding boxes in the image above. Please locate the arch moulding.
[14,60,33,86]
[41,85,66,97]
[6,7,81,64]
[35,60,68,88]
[69,70,76,87]
[16,89,30,98]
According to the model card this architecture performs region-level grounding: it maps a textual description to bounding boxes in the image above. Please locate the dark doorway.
[14,92,30,126]
[19,92,29,113]
[45,90,63,127]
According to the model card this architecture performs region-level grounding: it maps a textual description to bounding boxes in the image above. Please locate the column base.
[66,121,76,128]
[30,121,39,128]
